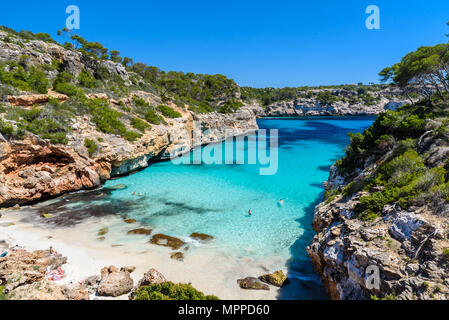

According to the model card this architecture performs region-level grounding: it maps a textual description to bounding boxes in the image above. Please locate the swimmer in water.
[248,209,252,216]
[280,199,284,205]
[132,191,136,196]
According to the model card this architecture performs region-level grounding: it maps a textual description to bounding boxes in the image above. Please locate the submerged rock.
[97,265,134,297]
[97,227,109,236]
[190,232,214,243]
[258,270,288,287]
[109,184,127,190]
[127,228,152,236]
[170,252,184,261]
[237,277,270,291]
[150,233,185,250]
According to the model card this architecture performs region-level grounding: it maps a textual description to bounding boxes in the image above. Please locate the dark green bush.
[78,70,97,88]
[0,63,49,93]
[0,119,14,135]
[84,138,98,156]
[131,117,150,132]
[144,109,164,125]
[134,282,219,300]
[87,99,141,142]
[156,105,182,118]
[54,82,84,97]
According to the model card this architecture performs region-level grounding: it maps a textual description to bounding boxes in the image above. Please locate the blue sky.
[0,0,448,87]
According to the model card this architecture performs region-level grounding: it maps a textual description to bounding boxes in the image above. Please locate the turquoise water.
[100,116,374,298]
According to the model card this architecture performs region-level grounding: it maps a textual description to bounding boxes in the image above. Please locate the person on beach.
[49,246,57,255]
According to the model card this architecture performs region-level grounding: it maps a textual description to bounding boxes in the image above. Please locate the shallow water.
[12,116,374,299]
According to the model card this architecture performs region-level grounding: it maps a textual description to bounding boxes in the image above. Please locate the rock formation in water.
[0,28,263,207]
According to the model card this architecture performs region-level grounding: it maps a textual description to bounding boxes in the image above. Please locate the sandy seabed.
[0,205,283,300]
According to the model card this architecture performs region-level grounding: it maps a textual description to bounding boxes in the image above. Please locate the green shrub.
[84,138,98,157]
[144,109,164,125]
[134,282,219,300]
[131,117,150,132]
[78,70,97,88]
[443,248,449,257]
[54,82,84,97]
[359,209,380,222]
[375,149,424,187]
[5,106,70,144]
[0,286,7,300]
[157,105,182,118]
[0,119,14,135]
[87,99,141,142]
[0,63,49,93]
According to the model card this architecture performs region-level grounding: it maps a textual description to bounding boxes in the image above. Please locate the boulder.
[61,283,90,300]
[128,268,166,299]
[237,277,270,290]
[83,275,100,294]
[97,266,134,297]
[150,234,185,250]
[124,218,136,224]
[258,270,288,287]
[189,232,214,243]
[127,228,152,236]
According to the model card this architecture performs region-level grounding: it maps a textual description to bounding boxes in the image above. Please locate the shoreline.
[0,204,282,300]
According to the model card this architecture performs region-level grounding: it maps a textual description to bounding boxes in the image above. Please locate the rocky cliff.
[307,101,449,300]
[264,88,407,117]
[0,28,263,207]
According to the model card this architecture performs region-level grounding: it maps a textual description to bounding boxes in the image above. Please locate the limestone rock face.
[7,92,68,106]
[0,137,105,207]
[0,249,67,294]
[97,266,134,297]
[307,147,449,300]
[264,88,407,117]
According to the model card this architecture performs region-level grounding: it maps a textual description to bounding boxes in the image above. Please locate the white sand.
[0,207,282,300]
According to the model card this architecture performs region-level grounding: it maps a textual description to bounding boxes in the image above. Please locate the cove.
[98,116,375,298]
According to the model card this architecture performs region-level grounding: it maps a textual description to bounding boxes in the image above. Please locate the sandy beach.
[0,204,283,300]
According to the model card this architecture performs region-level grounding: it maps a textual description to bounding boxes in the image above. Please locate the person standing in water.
[248,209,252,216]
[280,199,284,205]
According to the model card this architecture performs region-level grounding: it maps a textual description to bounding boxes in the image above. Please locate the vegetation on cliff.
[134,282,219,300]
[329,27,449,222]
